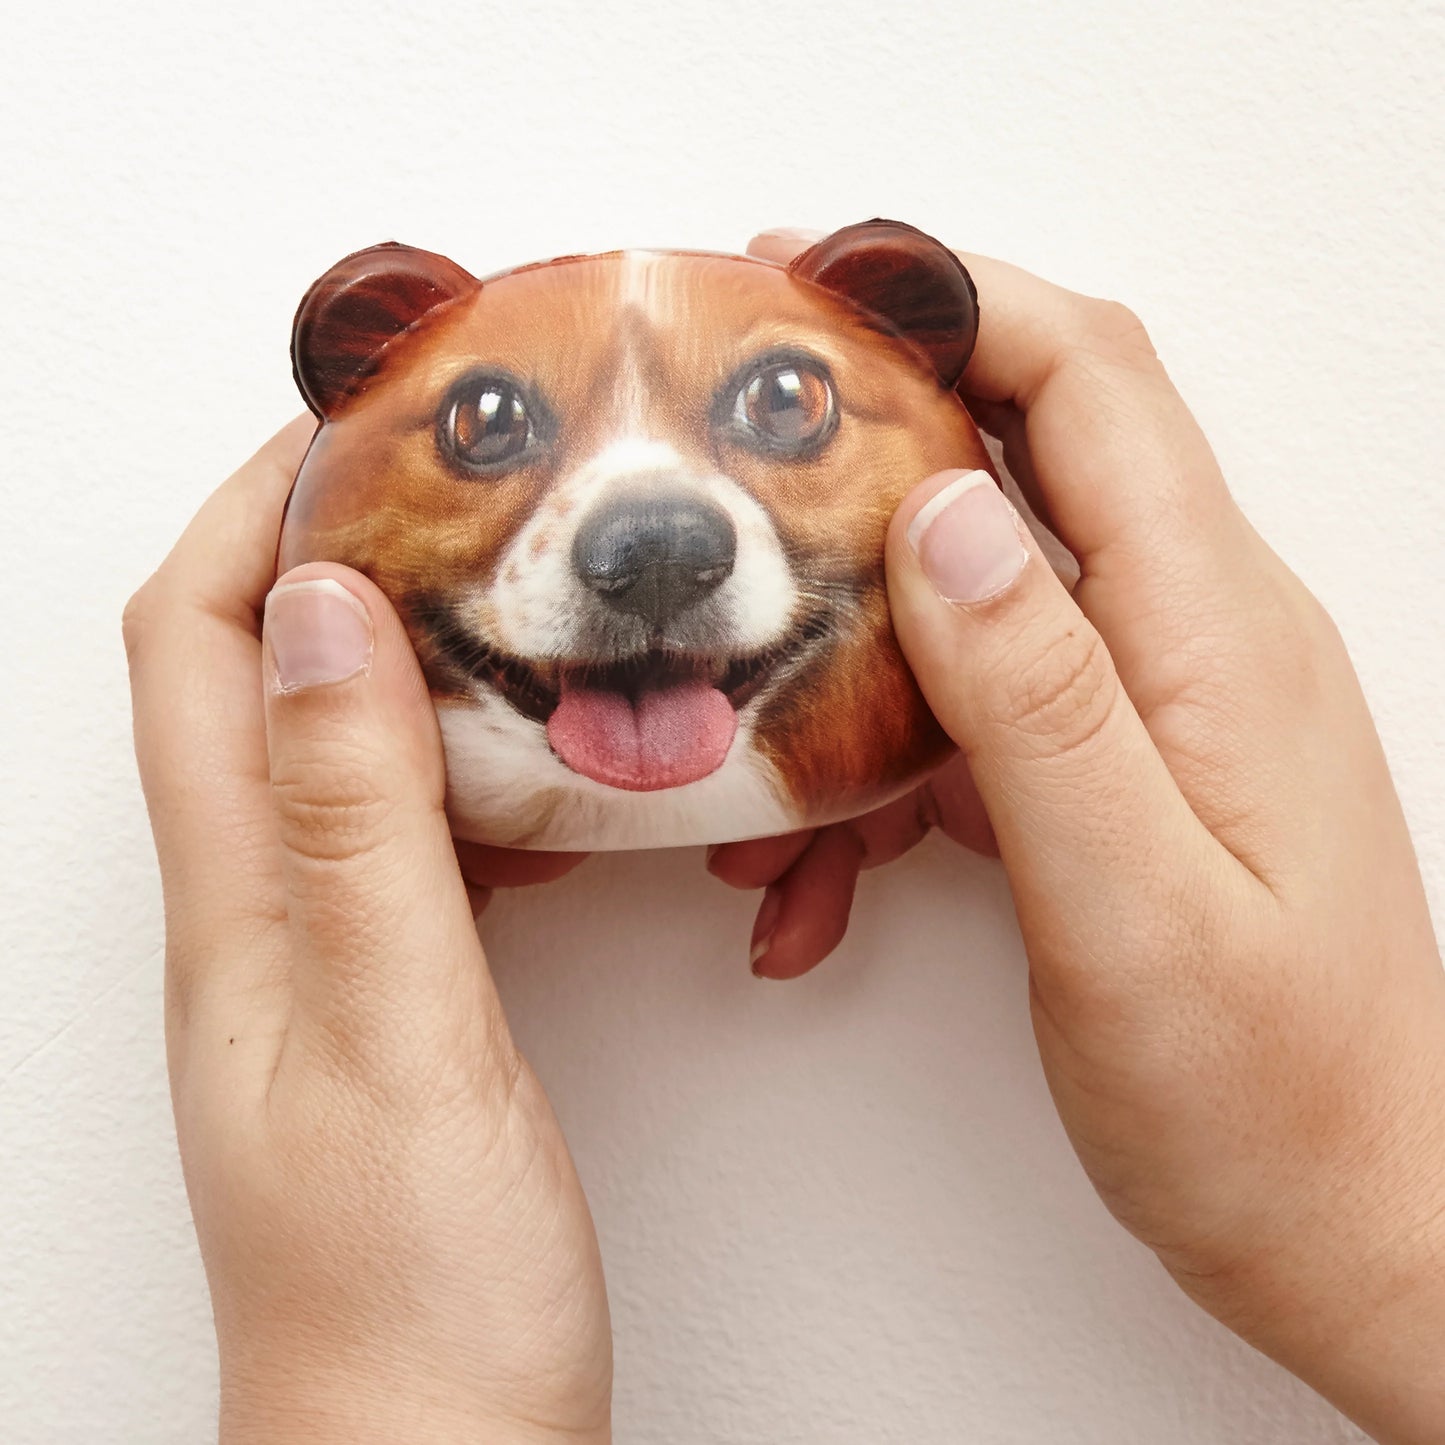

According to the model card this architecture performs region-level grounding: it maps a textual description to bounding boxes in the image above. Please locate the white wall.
[3,3,1441,1440]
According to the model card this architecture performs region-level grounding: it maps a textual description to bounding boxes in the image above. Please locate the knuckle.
[121,581,159,665]
[1075,296,1159,367]
[489,1033,528,1118]
[997,625,1120,761]
[1275,600,1330,684]
[270,747,401,864]
[1288,579,1347,660]
[1243,574,1349,708]
[299,996,524,1155]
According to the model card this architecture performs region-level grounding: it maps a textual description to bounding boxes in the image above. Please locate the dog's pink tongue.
[547,678,737,791]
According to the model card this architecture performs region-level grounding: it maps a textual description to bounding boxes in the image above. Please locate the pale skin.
[124,229,1445,1444]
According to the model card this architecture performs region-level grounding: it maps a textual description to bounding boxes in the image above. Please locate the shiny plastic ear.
[788,219,979,388]
[291,242,478,418]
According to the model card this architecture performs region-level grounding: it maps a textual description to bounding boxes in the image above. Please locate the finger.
[951,255,1345,874]
[745,227,825,265]
[918,755,997,858]
[749,825,867,981]
[454,842,589,890]
[752,228,1261,684]
[706,829,817,890]
[951,251,1292,667]
[752,228,1239,600]
[708,761,995,976]
[785,770,995,876]
[958,393,1058,538]
[751,228,1313,871]
[708,756,996,894]
[261,562,511,1087]
[125,416,316,1018]
[887,470,1240,976]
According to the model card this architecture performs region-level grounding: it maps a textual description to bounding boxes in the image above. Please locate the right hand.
[125,422,612,1445]
[717,231,1445,1444]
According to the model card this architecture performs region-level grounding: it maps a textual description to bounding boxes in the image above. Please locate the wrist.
[1175,1047,1445,1445]
[219,1359,611,1445]
[222,1401,610,1445]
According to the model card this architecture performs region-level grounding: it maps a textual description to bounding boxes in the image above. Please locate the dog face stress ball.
[279,220,991,849]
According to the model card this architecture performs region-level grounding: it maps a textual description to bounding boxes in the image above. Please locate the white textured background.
[3,2,1442,1441]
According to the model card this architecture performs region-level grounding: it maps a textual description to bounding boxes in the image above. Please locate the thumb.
[886,470,1204,928]
[262,563,510,1081]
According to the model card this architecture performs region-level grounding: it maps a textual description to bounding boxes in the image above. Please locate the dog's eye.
[441,377,536,473]
[730,357,836,456]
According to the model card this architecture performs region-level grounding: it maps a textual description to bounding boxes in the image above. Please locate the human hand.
[717,230,1445,1443]
[123,419,611,1445]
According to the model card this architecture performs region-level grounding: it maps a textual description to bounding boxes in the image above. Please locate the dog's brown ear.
[788,220,979,388]
[292,242,479,418]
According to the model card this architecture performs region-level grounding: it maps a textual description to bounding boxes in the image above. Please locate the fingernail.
[906,470,1027,604]
[265,578,373,693]
[749,884,783,974]
[753,226,826,243]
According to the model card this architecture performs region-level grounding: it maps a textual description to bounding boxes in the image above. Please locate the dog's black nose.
[573,494,737,627]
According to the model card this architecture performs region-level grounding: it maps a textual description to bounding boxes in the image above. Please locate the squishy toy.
[279,220,993,849]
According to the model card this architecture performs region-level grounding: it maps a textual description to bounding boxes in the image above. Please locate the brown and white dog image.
[278,221,994,849]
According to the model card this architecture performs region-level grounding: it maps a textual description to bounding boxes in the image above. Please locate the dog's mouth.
[418,604,830,792]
